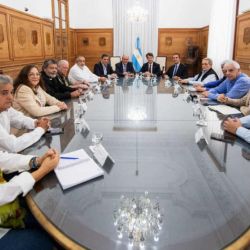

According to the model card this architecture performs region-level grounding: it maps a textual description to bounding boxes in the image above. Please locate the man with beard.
[41,59,81,100]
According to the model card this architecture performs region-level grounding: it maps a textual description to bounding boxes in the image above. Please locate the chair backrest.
[156,56,167,71]
[110,56,121,69]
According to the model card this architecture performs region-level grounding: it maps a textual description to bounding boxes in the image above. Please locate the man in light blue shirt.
[223,115,250,143]
[202,60,250,101]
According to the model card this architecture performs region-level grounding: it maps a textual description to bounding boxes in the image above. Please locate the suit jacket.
[93,62,115,77]
[115,62,135,77]
[140,62,161,76]
[41,71,73,100]
[166,63,188,79]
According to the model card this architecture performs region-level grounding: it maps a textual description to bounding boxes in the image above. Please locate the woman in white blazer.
[13,64,67,118]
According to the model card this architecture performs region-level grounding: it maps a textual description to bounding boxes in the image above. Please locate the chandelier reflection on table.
[113,192,163,248]
[127,1,148,23]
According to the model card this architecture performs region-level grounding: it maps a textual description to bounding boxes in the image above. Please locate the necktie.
[173,64,178,77]
[149,64,152,73]
[123,64,126,72]
[103,65,107,75]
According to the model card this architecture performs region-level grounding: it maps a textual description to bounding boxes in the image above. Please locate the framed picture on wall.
[165,37,172,46]
[99,37,106,46]
[82,37,89,46]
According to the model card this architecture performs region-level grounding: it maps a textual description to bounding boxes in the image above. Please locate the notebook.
[208,105,242,115]
[54,149,104,190]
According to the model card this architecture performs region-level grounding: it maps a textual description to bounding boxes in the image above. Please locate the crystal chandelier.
[113,192,163,248]
[127,1,148,23]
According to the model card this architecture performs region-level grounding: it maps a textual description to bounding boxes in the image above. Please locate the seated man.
[219,90,250,116]
[69,56,106,84]
[41,59,81,101]
[223,115,250,143]
[202,60,250,101]
[93,54,117,78]
[0,75,49,153]
[195,60,229,92]
[0,149,59,250]
[140,52,161,77]
[57,59,89,90]
[179,57,218,85]
[115,55,135,77]
[166,53,187,79]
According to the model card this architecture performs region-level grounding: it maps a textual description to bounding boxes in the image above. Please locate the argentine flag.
[132,37,143,72]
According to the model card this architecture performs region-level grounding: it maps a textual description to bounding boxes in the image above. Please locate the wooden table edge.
[26,194,87,250]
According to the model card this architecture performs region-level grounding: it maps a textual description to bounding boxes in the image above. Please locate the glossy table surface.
[24,78,250,250]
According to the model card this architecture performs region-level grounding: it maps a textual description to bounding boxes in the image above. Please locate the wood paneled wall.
[234,11,250,76]
[71,29,113,70]
[158,27,208,72]
[0,4,54,78]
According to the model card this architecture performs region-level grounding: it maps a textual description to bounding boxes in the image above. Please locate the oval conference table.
[23,78,250,250]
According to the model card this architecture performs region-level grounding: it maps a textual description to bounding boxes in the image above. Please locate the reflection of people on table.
[223,115,250,143]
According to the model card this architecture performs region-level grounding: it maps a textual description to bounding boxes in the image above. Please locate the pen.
[60,156,79,160]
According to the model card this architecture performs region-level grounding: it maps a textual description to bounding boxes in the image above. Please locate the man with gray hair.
[41,59,81,100]
[57,59,89,90]
[179,57,218,85]
[194,60,230,92]
[68,56,106,84]
[201,60,250,101]
[0,75,49,153]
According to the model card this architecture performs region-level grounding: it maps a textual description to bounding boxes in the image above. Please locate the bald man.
[115,55,135,77]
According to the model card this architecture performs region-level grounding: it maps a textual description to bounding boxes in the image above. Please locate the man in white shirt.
[57,59,89,90]
[179,57,218,85]
[0,75,49,153]
[0,149,59,249]
[223,115,250,143]
[68,56,106,84]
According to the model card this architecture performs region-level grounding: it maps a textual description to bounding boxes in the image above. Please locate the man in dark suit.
[41,59,81,100]
[93,54,117,78]
[166,53,188,79]
[115,55,135,77]
[140,52,161,77]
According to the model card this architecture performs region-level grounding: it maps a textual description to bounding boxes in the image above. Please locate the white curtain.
[113,0,159,62]
[207,0,237,76]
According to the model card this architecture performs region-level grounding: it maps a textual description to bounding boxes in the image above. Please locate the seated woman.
[0,149,59,250]
[0,75,49,153]
[13,64,67,118]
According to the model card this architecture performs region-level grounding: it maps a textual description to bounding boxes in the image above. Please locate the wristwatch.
[29,157,40,170]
